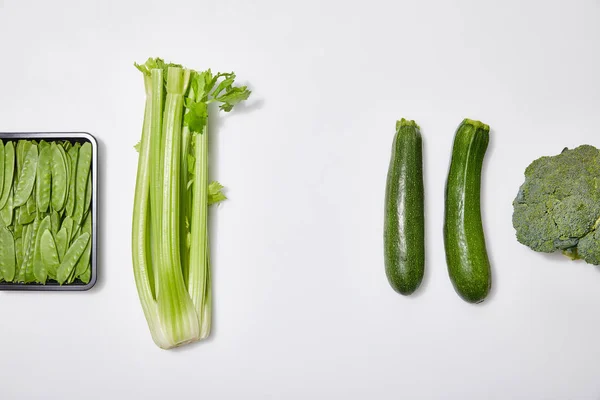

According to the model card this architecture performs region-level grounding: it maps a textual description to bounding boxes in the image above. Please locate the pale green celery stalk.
[156,67,199,347]
[149,69,164,297]
[132,69,169,349]
[179,85,194,285]
[188,119,210,338]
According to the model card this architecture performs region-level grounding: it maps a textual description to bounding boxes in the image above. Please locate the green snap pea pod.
[38,140,50,151]
[15,237,23,269]
[32,216,52,283]
[16,223,32,282]
[75,212,92,279]
[23,217,39,283]
[61,216,74,244]
[13,221,22,240]
[13,144,38,207]
[79,267,91,284]
[60,144,70,203]
[40,229,60,279]
[0,141,15,209]
[26,187,36,214]
[72,225,81,243]
[83,171,92,219]
[16,140,31,177]
[0,189,13,227]
[65,144,79,217]
[61,141,72,152]
[56,232,89,284]
[18,204,35,225]
[55,227,68,260]
[50,211,60,235]
[36,146,52,213]
[73,142,92,224]
[50,143,67,212]
[0,226,16,282]
[0,140,5,200]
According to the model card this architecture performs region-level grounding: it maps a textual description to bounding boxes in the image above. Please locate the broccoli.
[512,145,600,265]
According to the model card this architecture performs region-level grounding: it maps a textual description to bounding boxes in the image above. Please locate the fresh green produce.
[444,119,491,304]
[0,138,93,285]
[132,57,251,349]
[513,145,600,265]
[384,119,425,295]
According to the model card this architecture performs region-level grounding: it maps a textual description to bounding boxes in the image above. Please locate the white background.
[1,0,600,399]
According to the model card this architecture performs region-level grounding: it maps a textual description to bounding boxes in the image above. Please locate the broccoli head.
[512,145,600,265]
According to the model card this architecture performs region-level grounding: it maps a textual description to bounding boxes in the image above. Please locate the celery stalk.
[132,58,251,349]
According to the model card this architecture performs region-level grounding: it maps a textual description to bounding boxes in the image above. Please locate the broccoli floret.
[512,145,600,265]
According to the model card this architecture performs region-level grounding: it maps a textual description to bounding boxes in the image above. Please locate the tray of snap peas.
[0,133,97,291]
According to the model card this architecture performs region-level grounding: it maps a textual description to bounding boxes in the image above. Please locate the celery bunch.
[132,58,250,349]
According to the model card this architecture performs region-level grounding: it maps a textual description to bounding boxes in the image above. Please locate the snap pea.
[26,187,36,214]
[13,144,38,207]
[36,146,52,213]
[61,216,74,244]
[16,140,31,177]
[23,217,39,283]
[75,212,92,279]
[13,221,22,240]
[0,226,16,282]
[65,144,79,217]
[72,225,81,243]
[51,210,60,235]
[79,267,91,284]
[38,140,50,152]
[55,227,68,260]
[83,171,92,219]
[18,204,35,225]
[73,142,92,224]
[32,216,52,283]
[56,232,89,284]
[0,140,4,200]
[16,222,32,282]
[40,229,60,279]
[50,143,67,212]
[0,189,13,227]
[0,141,15,209]
[60,144,70,205]
[15,237,23,268]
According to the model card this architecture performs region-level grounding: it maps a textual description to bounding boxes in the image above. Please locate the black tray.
[0,132,98,291]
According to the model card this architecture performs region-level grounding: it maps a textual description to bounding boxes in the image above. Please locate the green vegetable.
[132,58,249,349]
[56,232,89,284]
[444,119,492,304]
[50,142,67,212]
[0,189,13,227]
[0,141,4,200]
[36,146,52,213]
[32,216,52,283]
[0,226,16,281]
[13,144,38,207]
[0,139,93,285]
[384,119,425,295]
[65,144,79,217]
[41,229,60,279]
[73,142,92,225]
[55,227,68,260]
[0,141,15,209]
[513,145,600,265]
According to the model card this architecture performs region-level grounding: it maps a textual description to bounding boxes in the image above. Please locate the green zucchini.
[444,119,491,303]
[384,119,424,295]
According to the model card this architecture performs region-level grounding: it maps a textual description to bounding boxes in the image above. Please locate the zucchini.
[444,119,491,303]
[384,119,424,295]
